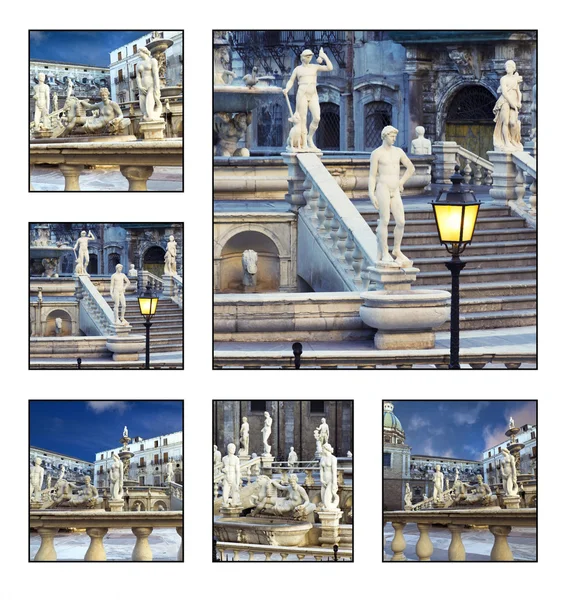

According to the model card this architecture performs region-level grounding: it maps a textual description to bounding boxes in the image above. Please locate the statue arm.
[271,480,287,491]
[88,231,95,240]
[368,150,379,208]
[399,150,415,188]
[136,70,145,93]
[317,48,333,72]
[151,58,160,91]
[110,276,115,296]
[124,275,131,287]
[501,76,518,110]
[283,68,298,94]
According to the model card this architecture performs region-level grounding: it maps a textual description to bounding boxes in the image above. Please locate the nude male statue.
[74,230,95,275]
[315,418,329,446]
[283,48,333,152]
[368,125,415,266]
[261,411,273,455]
[33,72,50,129]
[410,126,432,155]
[239,417,250,455]
[222,443,241,507]
[432,465,444,502]
[110,264,130,325]
[30,457,44,501]
[320,443,339,510]
[166,459,174,483]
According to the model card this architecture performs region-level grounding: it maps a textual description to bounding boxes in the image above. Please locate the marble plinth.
[106,334,145,361]
[368,265,420,291]
[503,496,521,510]
[317,509,343,547]
[220,505,243,518]
[108,499,124,512]
[237,453,250,462]
[139,119,166,140]
[30,501,43,510]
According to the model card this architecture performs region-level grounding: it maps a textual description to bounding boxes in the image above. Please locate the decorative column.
[34,528,58,561]
[59,164,84,191]
[489,525,514,561]
[390,522,407,561]
[120,166,154,191]
[447,524,466,561]
[132,527,154,561]
[415,523,434,561]
[85,527,108,561]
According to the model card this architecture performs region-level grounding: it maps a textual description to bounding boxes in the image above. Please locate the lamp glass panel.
[462,204,480,242]
[150,298,159,315]
[138,297,152,315]
[434,204,465,242]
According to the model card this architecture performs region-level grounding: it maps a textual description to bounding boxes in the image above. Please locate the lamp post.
[431,166,481,369]
[138,282,159,369]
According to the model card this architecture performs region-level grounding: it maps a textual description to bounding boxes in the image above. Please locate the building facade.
[94,431,183,488]
[482,424,537,486]
[213,400,353,461]
[30,446,94,484]
[109,30,183,104]
[226,30,536,158]
[29,59,109,121]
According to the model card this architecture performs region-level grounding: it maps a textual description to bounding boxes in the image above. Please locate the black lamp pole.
[144,318,152,370]
[446,253,466,370]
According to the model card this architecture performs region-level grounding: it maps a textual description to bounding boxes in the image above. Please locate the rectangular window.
[133,44,137,54]
[146,38,151,44]
[532,446,537,458]
[154,440,159,448]
[133,63,136,77]
[100,454,104,460]
[531,432,536,440]
[154,454,159,465]
[383,453,392,467]
[488,451,491,457]
[118,69,123,82]
[118,51,122,61]
[164,452,169,463]
[498,447,502,453]
[99,466,103,473]
[164,438,168,446]
[140,457,145,467]
[250,400,267,412]
[140,444,144,451]
[140,476,145,485]
[310,401,325,414]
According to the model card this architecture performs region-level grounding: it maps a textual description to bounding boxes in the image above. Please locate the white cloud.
[86,401,129,414]
[442,448,455,458]
[482,402,536,451]
[406,415,430,431]
[453,401,490,425]
[30,31,48,43]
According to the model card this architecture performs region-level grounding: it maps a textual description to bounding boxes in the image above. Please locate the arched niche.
[153,500,168,511]
[44,309,73,337]
[143,245,165,277]
[219,231,280,293]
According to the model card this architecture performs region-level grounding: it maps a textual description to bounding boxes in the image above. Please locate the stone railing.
[287,152,377,292]
[30,139,182,191]
[30,510,183,561]
[163,273,183,307]
[169,482,183,501]
[383,508,535,561]
[410,488,453,511]
[511,151,537,217]
[216,541,352,561]
[432,141,493,185]
[139,270,164,293]
[75,275,116,336]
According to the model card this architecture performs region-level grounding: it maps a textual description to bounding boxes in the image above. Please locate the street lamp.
[431,165,481,369]
[138,282,159,369]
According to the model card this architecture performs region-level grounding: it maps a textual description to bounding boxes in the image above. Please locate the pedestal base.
[503,496,521,510]
[30,500,43,510]
[32,129,54,139]
[108,499,124,512]
[139,119,165,140]
[106,335,145,361]
[375,331,435,350]
[317,509,343,546]
[488,151,518,202]
[368,266,420,291]
[220,505,243,518]
[238,453,250,462]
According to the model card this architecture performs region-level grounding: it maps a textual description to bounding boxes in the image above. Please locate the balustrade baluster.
[280,553,289,561]
[233,550,240,561]
[337,470,344,486]
[131,527,153,561]
[315,555,322,561]
[344,235,355,272]
[515,168,526,206]
[447,524,466,561]
[390,522,407,561]
[219,549,226,561]
[85,527,108,561]
[336,224,348,263]
[489,525,514,561]
[528,178,536,215]
[462,159,472,184]
[248,551,255,561]
[308,183,320,223]
[360,260,371,291]
[351,246,363,287]
[264,552,272,561]
[329,216,341,256]
[415,523,434,561]
[473,164,483,185]
[177,527,183,561]
[297,554,305,561]
[35,527,58,561]
[484,170,493,186]
[316,195,328,233]
[323,206,334,242]
[303,179,313,213]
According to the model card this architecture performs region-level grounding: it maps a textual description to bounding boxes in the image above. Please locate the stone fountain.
[118,427,138,487]
[504,417,535,485]
[146,31,182,99]
[213,31,282,156]
[30,224,74,277]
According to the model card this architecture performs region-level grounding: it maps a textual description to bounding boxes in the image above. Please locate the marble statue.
[319,443,339,510]
[164,236,177,275]
[166,459,174,483]
[214,112,252,157]
[30,457,44,501]
[68,476,100,507]
[261,411,272,455]
[347,451,353,458]
[110,264,130,325]
[509,416,514,429]
[410,126,432,155]
[33,73,50,129]
[288,447,298,472]
[369,125,416,267]
[314,429,323,456]
[55,317,63,335]
[128,264,138,277]
[51,477,72,506]
[74,230,95,276]
[213,445,222,476]
[501,447,519,497]
[66,77,74,98]
[47,475,52,490]
[530,82,536,141]
[123,426,128,438]
[250,474,316,519]
[136,47,163,121]
[59,466,66,480]
[475,475,492,499]
[454,467,459,482]
[315,418,329,446]
[109,453,124,500]
[242,249,258,288]
[404,483,413,509]
[283,47,333,152]
[221,443,241,507]
[432,465,444,501]
[493,60,523,152]
[239,417,250,455]
[52,92,58,115]
[286,111,305,152]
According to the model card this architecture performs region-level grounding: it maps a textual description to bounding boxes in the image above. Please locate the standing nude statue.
[33,72,50,129]
[501,448,519,497]
[136,47,162,121]
[213,445,222,477]
[261,411,273,455]
[288,446,298,473]
[404,483,413,509]
[319,443,339,510]
[239,417,250,455]
[66,77,74,98]
[166,459,174,483]
[123,425,129,438]
[30,457,44,501]
[315,418,329,446]
[283,47,333,152]
[410,126,431,155]
[74,230,95,275]
[509,416,515,429]
[109,453,124,500]
[432,465,444,502]
[110,264,130,325]
[369,126,415,266]
[164,235,177,275]
[493,60,523,152]
[221,443,241,507]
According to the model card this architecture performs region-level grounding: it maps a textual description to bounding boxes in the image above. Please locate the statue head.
[169,235,175,241]
[227,443,236,455]
[34,457,42,466]
[139,46,151,58]
[264,411,270,418]
[300,49,314,64]
[100,87,110,101]
[213,445,217,451]
[290,446,294,452]
[381,125,399,144]
[38,72,46,83]
[415,126,425,136]
[116,264,123,273]
[84,476,91,484]
[436,465,441,472]
[80,230,87,237]
[321,418,326,424]
[322,443,334,455]
[477,475,483,483]
[242,417,248,423]
[242,249,258,274]
[289,474,299,488]
[504,60,517,74]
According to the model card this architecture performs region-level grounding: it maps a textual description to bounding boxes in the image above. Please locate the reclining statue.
[250,474,316,520]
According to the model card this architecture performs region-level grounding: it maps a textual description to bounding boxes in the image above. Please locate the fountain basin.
[214,516,313,546]
[214,85,283,113]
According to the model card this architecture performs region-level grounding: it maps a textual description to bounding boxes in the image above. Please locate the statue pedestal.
[108,499,124,512]
[317,509,343,546]
[220,505,243,518]
[32,128,54,139]
[260,455,274,476]
[139,119,165,140]
[488,151,518,202]
[106,334,145,362]
[237,453,250,462]
[503,495,521,510]
[30,500,43,510]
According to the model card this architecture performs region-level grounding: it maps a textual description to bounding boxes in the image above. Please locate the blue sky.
[30,31,151,67]
[30,401,182,462]
[388,400,536,461]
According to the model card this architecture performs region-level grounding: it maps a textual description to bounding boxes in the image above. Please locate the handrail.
[410,488,453,511]
[511,151,536,179]
[296,153,377,291]
[216,541,352,561]
[76,275,116,335]
[140,270,163,293]
[456,145,493,172]
[30,510,183,561]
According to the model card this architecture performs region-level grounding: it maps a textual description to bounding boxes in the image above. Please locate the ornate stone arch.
[153,500,168,511]
[215,224,285,259]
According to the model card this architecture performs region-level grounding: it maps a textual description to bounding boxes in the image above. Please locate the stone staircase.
[359,204,536,330]
[106,295,183,353]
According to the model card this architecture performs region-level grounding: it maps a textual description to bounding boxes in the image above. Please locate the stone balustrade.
[163,274,183,308]
[139,270,164,293]
[216,541,352,561]
[169,482,183,501]
[432,141,494,185]
[30,139,182,191]
[511,151,537,218]
[30,510,183,562]
[75,275,116,336]
[383,508,535,561]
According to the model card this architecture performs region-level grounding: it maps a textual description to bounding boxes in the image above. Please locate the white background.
[4,2,560,597]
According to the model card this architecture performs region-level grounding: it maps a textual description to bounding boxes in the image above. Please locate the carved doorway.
[445,85,496,160]
[143,246,165,277]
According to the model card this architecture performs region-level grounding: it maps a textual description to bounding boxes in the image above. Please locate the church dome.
[383,402,404,432]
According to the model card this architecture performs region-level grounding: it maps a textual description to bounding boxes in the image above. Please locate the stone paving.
[384,522,536,561]
[31,166,183,191]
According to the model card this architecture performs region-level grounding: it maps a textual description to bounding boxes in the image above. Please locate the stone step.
[405,239,536,258]
[436,308,536,331]
[413,265,536,285]
[418,279,536,298]
[367,216,528,233]
[359,205,512,221]
[411,252,536,272]
[125,317,184,326]
[391,227,536,246]
[458,295,536,313]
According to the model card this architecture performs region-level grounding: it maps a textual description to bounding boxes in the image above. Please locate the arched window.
[364,101,392,151]
[317,103,340,150]
[108,252,121,273]
[257,102,283,147]
[88,253,98,274]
